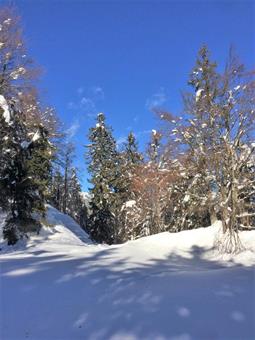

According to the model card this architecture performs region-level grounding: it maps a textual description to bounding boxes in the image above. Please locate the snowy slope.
[0,205,92,253]
[45,205,91,245]
[0,210,255,340]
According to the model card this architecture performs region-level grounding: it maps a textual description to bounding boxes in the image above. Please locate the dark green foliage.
[3,220,19,245]
[49,169,64,211]
[86,113,120,244]
[125,132,143,166]
[48,144,88,229]
[0,102,54,244]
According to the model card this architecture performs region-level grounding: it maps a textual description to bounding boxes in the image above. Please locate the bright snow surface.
[0,206,255,340]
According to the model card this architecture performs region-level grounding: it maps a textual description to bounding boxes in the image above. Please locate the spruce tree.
[67,167,88,228]
[86,113,119,244]
[0,8,56,244]
[117,132,143,241]
[125,132,143,166]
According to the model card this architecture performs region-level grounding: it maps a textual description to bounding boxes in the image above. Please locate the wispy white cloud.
[90,86,104,100]
[67,85,105,118]
[116,136,127,148]
[146,87,168,110]
[80,97,97,117]
[65,119,80,139]
[77,87,84,95]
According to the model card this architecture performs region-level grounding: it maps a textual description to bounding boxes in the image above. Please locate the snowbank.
[0,205,91,253]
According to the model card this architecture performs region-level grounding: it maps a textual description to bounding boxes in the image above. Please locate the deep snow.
[0,206,254,340]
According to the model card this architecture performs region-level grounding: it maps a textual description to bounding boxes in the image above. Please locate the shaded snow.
[0,210,255,340]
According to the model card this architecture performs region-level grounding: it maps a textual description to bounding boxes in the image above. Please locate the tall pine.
[86,113,119,244]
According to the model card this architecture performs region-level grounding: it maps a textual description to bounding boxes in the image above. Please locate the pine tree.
[49,168,64,211]
[61,143,75,214]
[117,132,143,241]
[0,8,56,244]
[125,132,143,166]
[86,113,119,244]
[67,168,88,228]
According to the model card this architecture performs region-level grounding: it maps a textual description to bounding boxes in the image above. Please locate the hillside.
[0,206,255,339]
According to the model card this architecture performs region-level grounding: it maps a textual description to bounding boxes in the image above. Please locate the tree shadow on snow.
[0,245,254,340]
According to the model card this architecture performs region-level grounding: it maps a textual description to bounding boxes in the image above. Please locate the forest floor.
[0,206,255,340]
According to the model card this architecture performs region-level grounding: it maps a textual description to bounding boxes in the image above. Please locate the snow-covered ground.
[0,207,255,340]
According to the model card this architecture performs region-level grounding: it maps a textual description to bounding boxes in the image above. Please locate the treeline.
[49,142,88,228]
[0,8,86,244]
[86,47,255,252]
[0,7,254,252]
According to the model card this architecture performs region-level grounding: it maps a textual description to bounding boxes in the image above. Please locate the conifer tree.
[67,168,88,228]
[49,168,64,211]
[117,132,143,241]
[86,113,119,244]
[0,8,56,244]
[62,143,75,214]
[125,132,143,166]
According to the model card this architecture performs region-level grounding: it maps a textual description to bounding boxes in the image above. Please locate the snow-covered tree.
[67,167,88,228]
[120,130,171,239]
[158,46,255,252]
[49,168,64,211]
[86,113,120,244]
[0,8,56,244]
[117,132,143,241]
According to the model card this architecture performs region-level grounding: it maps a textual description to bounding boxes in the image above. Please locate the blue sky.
[6,0,255,189]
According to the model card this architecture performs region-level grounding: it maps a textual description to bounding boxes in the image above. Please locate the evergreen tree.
[49,168,64,211]
[0,98,54,244]
[0,8,56,244]
[67,168,88,228]
[86,113,119,244]
[26,124,55,215]
[125,132,143,166]
[62,143,75,214]
[117,132,143,241]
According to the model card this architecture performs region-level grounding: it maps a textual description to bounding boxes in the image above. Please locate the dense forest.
[0,6,254,253]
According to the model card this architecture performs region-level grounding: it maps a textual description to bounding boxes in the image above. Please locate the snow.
[0,210,255,340]
[0,94,11,124]
[10,67,26,80]
[122,200,136,209]
[3,18,11,25]
[32,129,40,142]
[183,194,190,203]
[195,89,203,102]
